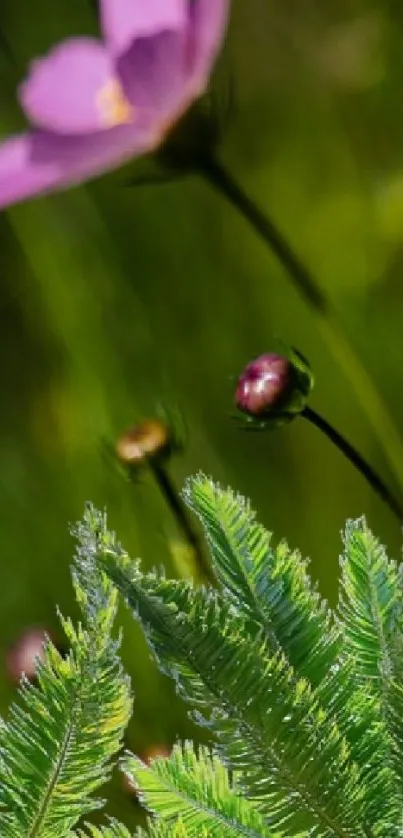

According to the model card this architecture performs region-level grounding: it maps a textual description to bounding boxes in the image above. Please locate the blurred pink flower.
[6,627,49,684]
[0,0,229,209]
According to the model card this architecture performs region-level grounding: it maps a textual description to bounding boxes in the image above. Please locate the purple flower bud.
[235,353,296,417]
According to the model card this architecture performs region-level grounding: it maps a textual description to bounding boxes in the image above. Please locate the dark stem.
[149,460,215,584]
[302,406,403,522]
[199,154,403,507]
[199,156,328,313]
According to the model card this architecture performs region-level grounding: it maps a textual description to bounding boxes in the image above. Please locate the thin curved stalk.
[302,406,403,523]
[199,156,403,496]
[148,460,216,585]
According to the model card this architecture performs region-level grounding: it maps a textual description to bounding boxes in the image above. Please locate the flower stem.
[302,406,403,522]
[199,155,403,496]
[148,459,215,584]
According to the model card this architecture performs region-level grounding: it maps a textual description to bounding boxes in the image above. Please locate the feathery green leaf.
[184,480,402,832]
[100,544,371,838]
[73,821,132,838]
[338,517,403,686]
[334,518,403,828]
[135,820,209,838]
[123,741,276,838]
[0,505,132,838]
[184,475,340,686]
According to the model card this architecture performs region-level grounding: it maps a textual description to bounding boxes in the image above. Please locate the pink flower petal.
[19,38,135,134]
[187,0,230,94]
[117,30,187,122]
[101,0,187,57]
[0,122,156,210]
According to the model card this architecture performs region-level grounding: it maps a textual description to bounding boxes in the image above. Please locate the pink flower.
[6,628,49,684]
[0,0,229,209]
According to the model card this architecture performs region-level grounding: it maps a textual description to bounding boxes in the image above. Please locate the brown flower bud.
[116,419,170,466]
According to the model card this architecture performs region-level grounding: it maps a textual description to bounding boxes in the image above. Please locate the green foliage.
[338,518,403,686]
[73,823,133,838]
[184,474,340,685]
[93,475,403,838]
[123,742,274,838]
[3,478,403,838]
[0,505,132,838]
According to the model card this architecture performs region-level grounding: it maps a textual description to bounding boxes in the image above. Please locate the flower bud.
[116,419,171,467]
[235,349,313,426]
[235,353,294,416]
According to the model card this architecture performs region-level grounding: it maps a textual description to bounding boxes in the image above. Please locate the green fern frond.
[386,648,403,786]
[73,821,132,838]
[79,818,214,838]
[334,518,403,824]
[123,741,275,838]
[338,517,403,686]
[183,479,400,832]
[0,505,132,838]
[99,544,372,838]
[184,474,340,686]
[136,818,212,838]
[316,661,400,835]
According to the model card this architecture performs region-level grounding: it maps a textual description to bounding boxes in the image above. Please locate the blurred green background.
[2,0,403,826]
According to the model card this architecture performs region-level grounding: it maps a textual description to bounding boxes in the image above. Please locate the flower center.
[96,79,134,127]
